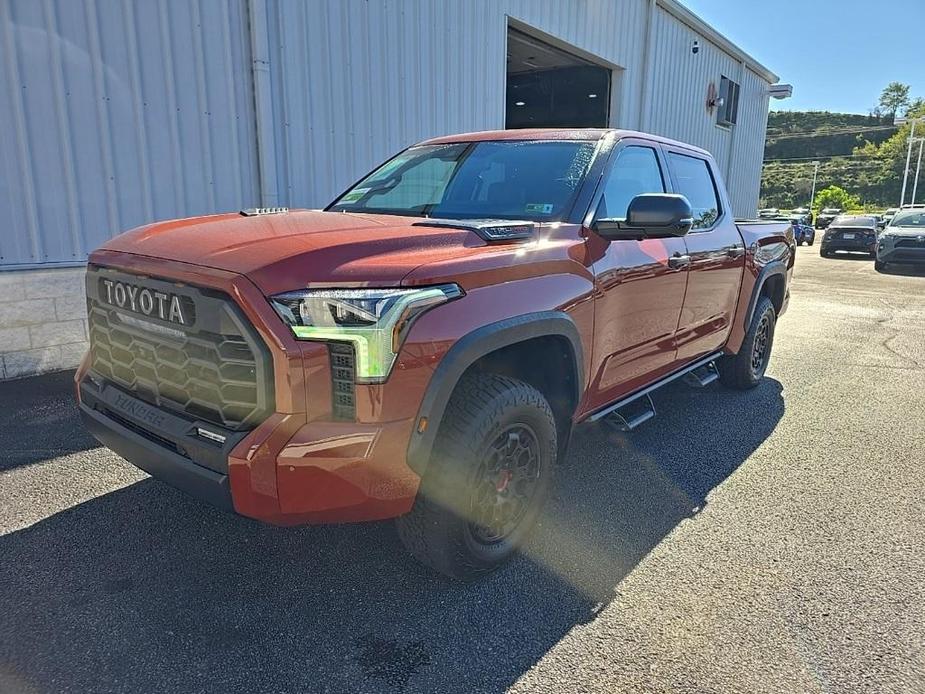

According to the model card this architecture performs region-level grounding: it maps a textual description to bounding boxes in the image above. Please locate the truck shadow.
[0,377,784,693]
[0,370,98,473]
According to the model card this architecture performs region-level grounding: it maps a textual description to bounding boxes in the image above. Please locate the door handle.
[668,253,691,269]
[725,246,745,258]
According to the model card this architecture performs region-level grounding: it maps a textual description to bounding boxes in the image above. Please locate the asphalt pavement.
[1,248,924,693]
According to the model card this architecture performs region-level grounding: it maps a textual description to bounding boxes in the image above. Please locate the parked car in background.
[788,215,815,245]
[815,208,842,229]
[882,207,900,228]
[820,215,878,258]
[791,206,812,225]
[758,207,781,219]
[875,209,925,272]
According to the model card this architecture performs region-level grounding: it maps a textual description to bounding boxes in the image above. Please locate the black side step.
[683,361,719,388]
[602,393,656,432]
[586,352,724,432]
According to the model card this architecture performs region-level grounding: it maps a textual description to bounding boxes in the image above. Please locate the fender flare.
[743,261,787,328]
[406,311,584,475]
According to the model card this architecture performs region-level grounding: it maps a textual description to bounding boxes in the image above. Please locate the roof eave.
[657,0,779,84]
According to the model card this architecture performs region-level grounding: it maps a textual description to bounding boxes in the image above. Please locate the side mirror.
[593,194,694,240]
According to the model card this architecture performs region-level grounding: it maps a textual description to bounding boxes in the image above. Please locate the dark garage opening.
[506,27,612,129]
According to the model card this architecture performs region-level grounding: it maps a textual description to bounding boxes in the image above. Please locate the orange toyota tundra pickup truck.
[77,129,793,579]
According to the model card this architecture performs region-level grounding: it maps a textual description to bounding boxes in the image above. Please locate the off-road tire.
[717,296,776,390]
[396,373,556,580]
[819,247,829,257]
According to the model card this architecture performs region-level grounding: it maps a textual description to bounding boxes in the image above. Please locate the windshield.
[831,215,875,228]
[891,211,925,227]
[328,140,597,221]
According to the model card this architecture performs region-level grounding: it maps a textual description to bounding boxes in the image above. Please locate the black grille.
[86,266,273,431]
[329,343,356,420]
[895,238,925,248]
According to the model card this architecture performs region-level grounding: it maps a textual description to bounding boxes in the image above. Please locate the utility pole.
[899,117,921,207]
[912,137,924,205]
[809,160,820,212]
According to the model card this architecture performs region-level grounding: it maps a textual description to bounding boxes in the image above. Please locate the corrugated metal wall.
[263,0,652,209]
[727,65,771,215]
[0,0,259,269]
[644,5,769,215]
[0,0,773,269]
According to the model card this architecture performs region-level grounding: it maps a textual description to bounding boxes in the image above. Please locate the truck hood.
[884,227,925,238]
[100,210,488,294]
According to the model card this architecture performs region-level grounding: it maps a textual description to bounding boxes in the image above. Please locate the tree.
[814,185,860,212]
[878,82,911,120]
[908,97,925,116]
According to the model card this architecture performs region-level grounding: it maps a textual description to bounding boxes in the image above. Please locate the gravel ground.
[1,248,924,694]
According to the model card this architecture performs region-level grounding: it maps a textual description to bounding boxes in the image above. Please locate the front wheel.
[717,296,777,390]
[396,373,556,580]
[875,259,888,272]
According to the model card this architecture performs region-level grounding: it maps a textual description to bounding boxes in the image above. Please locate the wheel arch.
[745,261,788,327]
[406,312,584,475]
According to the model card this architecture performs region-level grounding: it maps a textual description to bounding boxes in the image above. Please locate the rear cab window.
[667,152,721,230]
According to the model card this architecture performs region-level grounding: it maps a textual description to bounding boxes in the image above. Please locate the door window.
[595,146,665,220]
[667,153,721,230]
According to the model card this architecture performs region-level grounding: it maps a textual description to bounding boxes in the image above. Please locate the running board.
[586,352,724,429]
[602,393,656,432]
[683,361,719,388]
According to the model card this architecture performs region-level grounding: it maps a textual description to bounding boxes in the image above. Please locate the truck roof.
[421,128,710,156]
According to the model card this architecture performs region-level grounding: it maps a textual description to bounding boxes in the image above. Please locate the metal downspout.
[248,0,279,207]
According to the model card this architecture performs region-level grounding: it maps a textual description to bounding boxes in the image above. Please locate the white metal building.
[0,0,781,380]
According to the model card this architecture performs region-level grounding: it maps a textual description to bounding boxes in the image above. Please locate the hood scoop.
[412,218,535,243]
[240,207,289,217]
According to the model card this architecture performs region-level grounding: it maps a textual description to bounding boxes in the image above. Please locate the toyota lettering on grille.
[101,279,189,325]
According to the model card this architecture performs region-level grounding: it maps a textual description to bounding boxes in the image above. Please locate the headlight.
[269,285,462,382]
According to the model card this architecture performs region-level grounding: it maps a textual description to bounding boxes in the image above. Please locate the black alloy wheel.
[468,424,542,545]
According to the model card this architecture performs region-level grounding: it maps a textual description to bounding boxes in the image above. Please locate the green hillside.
[760,111,903,210]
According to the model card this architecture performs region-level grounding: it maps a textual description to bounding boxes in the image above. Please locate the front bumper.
[80,392,233,510]
[878,241,925,264]
[822,238,876,253]
[78,355,421,525]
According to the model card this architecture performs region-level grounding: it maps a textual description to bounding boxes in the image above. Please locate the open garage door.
[506,28,611,129]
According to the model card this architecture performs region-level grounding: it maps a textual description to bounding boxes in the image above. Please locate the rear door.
[583,139,690,411]
[663,149,745,362]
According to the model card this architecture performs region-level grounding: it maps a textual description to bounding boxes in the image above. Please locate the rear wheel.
[396,373,556,580]
[717,296,776,390]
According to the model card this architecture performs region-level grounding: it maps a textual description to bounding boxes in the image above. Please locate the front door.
[583,142,690,414]
[664,150,745,362]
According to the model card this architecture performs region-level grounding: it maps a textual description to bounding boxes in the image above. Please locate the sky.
[681,0,925,114]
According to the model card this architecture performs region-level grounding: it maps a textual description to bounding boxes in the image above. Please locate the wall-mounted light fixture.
[769,83,793,99]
